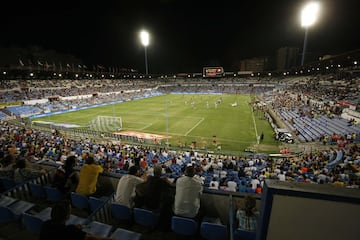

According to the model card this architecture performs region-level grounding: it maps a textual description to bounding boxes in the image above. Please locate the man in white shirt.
[208,177,219,190]
[226,178,237,192]
[250,178,260,190]
[114,166,144,208]
[278,171,286,181]
[174,166,203,218]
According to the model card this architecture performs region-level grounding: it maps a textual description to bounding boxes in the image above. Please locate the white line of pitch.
[251,107,259,144]
[140,123,153,130]
[185,118,204,136]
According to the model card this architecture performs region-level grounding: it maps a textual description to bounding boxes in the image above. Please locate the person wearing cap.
[114,165,144,208]
[174,165,203,219]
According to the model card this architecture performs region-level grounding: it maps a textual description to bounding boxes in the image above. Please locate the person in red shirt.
[301,166,308,174]
[255,184,262,194]
[140,158,147,170]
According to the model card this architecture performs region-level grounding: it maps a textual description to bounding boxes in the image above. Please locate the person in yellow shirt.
[332,177,345,187]
[76,156,104,197]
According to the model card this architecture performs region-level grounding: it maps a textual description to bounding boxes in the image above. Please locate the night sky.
[1,0,360,73]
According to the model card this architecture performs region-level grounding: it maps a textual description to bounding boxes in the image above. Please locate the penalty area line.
[185,118,204,136]
[140,123,153,130]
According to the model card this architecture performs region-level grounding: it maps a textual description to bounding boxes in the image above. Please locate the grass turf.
[32,94,279,154]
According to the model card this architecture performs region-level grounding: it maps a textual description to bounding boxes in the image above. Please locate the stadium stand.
[0,67,360,239]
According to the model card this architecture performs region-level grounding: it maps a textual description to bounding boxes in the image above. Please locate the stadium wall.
[257,180,360,240]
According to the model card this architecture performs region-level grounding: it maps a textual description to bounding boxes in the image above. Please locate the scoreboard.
[203,67,224,78]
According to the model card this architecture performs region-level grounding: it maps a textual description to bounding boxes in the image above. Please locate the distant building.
[239,57,269,72]
[276,47,299,71]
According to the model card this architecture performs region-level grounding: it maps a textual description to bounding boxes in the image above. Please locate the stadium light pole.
[140,30,149,75]
[300,2,320,66]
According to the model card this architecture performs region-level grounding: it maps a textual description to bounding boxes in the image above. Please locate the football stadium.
[0,1,360,240]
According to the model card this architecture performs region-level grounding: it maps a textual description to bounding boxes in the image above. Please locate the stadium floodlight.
[140,30,150,75]
[300,2,320,65]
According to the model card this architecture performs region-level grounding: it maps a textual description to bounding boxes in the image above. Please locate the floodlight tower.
[140,30,150,75]
[300,2,320,66]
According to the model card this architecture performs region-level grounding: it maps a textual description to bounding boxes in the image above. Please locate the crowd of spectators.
[266,74,360,117]
[1,118,359,196]
[1,118,359,237]
[0,77,279,104]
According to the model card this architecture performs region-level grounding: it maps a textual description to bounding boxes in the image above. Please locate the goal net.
[89,116,122,132]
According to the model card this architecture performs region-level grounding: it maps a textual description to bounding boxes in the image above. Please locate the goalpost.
[89,116,123,132]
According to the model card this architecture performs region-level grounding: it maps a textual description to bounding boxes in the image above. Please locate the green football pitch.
[32,94,279,154]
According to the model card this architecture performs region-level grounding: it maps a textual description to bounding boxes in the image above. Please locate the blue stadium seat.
[133,208,159,230]
[200,222,228,240]
[66,214,87,225]
[89,196,106,212]
[82,221,112,238]
[0,200,35,224]
[71,192,90,210]
[111,202,132,222]
[234,228,256,240]
[1,177,16,191]
[35,207,52,221]
[111,227,142,240]
[0,206,19,224]
[29,183,46,199]
[22,213,44,235]
[0,195,17,207]
[44,186,66,202]
[171,216,198,237]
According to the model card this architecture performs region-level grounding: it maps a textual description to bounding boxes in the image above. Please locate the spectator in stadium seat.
[236,195,259,231]
[174,165,203,219]
[140,157,147,170]
[0,154,15,179]
[123,160,130,171]
[76,156,104,197]
[52,155,79,194]
[39,200,111,240]
[114,165,144,208]
[237,181,246,193]
[250,177,260,190]
[134,164,174,231]
[13,158,46,183]
[255,184,262,194]
[209,177,219,190]
[278,171,286,181]
[237,167,246,178]
[208,182,218,190]
[226,177,237,192]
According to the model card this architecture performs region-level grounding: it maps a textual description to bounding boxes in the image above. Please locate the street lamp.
[140,30,149,75]
[300,2,320,65]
